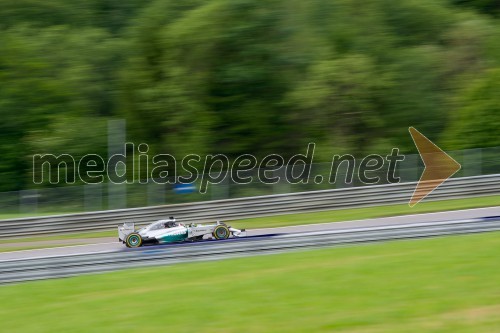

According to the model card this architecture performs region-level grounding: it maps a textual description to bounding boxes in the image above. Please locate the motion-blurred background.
[1,0,500,213]
[1,3,500,331]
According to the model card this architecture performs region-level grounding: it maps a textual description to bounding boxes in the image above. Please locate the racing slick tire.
[213,225,230,240]
[125,232,143,248]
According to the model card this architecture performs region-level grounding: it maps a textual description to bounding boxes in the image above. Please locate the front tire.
[125,233,143,248]
[213,225,230,240]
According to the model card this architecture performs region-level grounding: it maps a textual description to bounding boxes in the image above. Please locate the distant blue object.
[174,183,196,194]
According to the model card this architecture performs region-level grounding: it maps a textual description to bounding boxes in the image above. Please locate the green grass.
[1,195,498,248]
[1,232,500,332]
[0,212,79,220]
[0,230,116,245]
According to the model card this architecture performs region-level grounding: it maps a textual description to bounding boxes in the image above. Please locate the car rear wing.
[118,223,135,241]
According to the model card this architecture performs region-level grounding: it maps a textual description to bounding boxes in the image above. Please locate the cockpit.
[164,221,178,228]
[146,219,179,231]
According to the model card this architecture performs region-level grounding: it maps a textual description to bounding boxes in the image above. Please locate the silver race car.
[118,217,246,248]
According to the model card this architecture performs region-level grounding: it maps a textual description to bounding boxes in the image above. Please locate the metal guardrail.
[1,217,499,284]
[0,174,499,238]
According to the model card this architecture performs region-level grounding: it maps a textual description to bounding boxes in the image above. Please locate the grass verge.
[0,231,116,245]
[1,231,499,332]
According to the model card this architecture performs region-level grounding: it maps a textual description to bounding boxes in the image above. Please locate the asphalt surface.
[0,206,498,262]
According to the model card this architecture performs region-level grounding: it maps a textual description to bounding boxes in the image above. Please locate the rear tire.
[125,233,143,248]
[213,225,230,240]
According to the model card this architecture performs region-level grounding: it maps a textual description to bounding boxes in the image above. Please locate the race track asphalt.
[0,206,498,262]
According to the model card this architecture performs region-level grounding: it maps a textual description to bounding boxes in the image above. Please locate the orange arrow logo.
[408,127,461,207]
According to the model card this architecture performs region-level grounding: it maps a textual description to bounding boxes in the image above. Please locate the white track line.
[251,206,499,232]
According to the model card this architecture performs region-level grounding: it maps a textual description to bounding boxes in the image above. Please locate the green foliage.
[1,0,500,191]
[287,54,387,153]
[444,68,500,148]
[452,0,500,16]
[0,0,152,32]
[0,26,126,189]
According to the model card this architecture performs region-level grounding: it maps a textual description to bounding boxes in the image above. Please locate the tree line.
[1,0,500,191]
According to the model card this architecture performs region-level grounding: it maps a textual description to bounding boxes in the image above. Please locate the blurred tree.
[0,0,153,32]
[0,0,500,191]
[451,0,500,16]
[286,54,388,154]
[443,68,500,148]
[0,26,125,189]
[121,0,316,158]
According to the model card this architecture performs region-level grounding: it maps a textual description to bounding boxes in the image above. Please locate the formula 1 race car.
[118,217,246,248]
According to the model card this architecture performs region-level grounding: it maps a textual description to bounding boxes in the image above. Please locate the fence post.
[107,119,127,209]
[463,148,482,177]
[148,181,166,206]
[400,153,420,183]
[274,166,290,194]
[19,189,38,215]
[84,184,103,212]
[211,173,229,200]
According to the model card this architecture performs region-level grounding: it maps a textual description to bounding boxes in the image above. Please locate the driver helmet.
[165,217,176,228]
